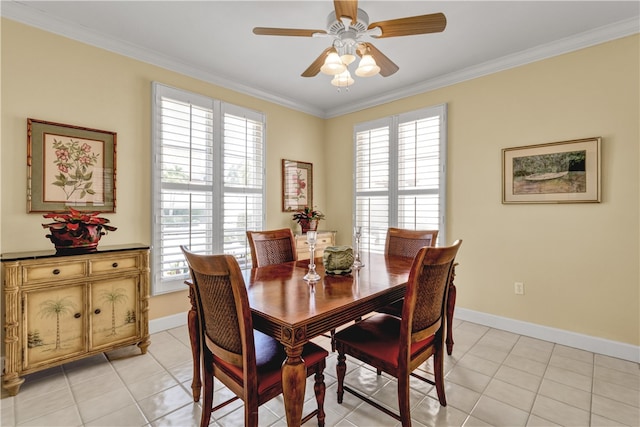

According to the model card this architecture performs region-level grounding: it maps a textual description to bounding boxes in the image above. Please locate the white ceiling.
[3,1,639,118]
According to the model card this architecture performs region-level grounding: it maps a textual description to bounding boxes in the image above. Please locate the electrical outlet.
[514,282,525,295]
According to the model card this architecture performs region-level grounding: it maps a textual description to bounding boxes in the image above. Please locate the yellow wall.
[0,20,326,320]
[2,19,638,345]
[326,35,640,346]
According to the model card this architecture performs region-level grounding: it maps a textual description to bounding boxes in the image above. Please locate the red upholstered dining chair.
[335,240,462,426]
[246,228,297,268]
[376,227,439,317]
[181,246,328,427]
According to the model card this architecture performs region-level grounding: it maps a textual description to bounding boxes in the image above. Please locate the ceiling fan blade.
[253,27,327,37]
[359,43,399,77]
[334,0,358,25]
[301,47,335,77]
[368,12,446,38]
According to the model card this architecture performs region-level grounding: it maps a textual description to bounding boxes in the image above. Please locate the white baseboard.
[149,309,640,363]
[455,308,640,363]
[149,312,187,334]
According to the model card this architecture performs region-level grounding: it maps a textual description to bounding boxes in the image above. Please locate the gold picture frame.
[282,159,312,211]
[502,137,601,204]
[27,119,117,212]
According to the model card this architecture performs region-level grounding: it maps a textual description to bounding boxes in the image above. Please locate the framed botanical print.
[282,159,312,211]
[27,119,116,212]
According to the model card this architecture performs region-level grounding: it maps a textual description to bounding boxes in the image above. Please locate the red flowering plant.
[42,207,117,253]
[291,206,325,223]
[42,207,117,233]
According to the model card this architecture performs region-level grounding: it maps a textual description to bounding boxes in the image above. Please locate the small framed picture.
[282,159,312,211]
[28,119,117,212]
[502,137,601,204]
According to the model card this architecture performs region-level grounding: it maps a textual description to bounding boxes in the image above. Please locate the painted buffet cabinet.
[1,244,150,395]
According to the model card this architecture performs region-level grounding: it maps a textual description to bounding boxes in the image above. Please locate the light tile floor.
[1,319,638,426]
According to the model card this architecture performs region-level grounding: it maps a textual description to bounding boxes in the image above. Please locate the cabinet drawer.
[296,238,332,251]
[91,255,139,274]
[23,261,87,283]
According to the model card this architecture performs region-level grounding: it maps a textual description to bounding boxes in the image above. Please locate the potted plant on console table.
[292,206,325,233]
[42,207,117,255]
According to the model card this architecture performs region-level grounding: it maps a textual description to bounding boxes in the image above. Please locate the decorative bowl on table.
[322,246,354,275]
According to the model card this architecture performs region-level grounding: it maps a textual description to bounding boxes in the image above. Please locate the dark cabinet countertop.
[1,243,150,262]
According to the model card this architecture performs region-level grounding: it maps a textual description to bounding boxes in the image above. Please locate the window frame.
[151,82,266,295]
[353,104,447,253]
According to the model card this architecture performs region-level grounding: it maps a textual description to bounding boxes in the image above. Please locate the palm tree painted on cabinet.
[38,296,76,350]
[100,288,128,336]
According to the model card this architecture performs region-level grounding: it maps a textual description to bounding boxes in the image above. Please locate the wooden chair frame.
[377,227,439,317]
[335,240,462,426]
[378,227,459,356]
[181,246,327,427]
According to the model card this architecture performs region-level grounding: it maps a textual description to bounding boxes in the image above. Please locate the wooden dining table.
[185,251,458,427]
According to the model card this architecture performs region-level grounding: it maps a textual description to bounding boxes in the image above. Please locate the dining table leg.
[281,345,306,427]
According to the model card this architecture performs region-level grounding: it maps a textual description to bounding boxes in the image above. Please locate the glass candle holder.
[303,231,321,282]
[352,226,364,268]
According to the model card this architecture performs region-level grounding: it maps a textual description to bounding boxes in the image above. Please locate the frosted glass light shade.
[340,53,356,65]
[320,51,346,75]
[355,54,380,77]
[331,69,354,87]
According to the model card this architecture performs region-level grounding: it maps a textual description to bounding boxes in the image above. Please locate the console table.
[1,244,150,395]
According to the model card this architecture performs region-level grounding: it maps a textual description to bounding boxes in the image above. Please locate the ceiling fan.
[252,0,446,87]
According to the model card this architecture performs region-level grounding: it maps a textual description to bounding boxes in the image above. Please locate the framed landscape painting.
[28,119,116,212]
[502,137,601,204]
[282,159,312,211]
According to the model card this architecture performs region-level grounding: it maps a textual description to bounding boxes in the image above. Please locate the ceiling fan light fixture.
[340,43,357,65]
[254,3,447,87]
[355,54,380,77]
[320,51,346,75]
[331,69,354,87]
[340,53,356,66]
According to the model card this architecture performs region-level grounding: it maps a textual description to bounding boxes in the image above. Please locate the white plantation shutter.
[354,105,446,253]
[222,104,265,269]
[152,83,265,294]
[354,120,391,253]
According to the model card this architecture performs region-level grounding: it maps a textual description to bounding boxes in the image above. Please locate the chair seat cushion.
[335,314,435,369]
[216,330,328,394]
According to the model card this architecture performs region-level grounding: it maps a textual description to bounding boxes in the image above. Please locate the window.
[354,104,447,253]
[151,83,265,294]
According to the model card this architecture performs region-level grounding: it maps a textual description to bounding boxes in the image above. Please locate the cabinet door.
[90,277,139,349]
[24,284,86,369]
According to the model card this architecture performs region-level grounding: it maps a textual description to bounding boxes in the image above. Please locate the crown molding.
[2,1,638,119]
[0,1,325,117]
[326,17,640,118]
